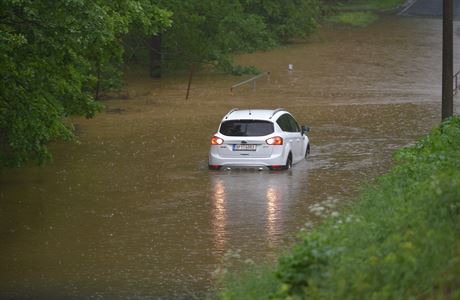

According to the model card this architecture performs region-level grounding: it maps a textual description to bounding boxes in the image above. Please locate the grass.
[324,0,405,26]
[326,11,378,27]
[218,266,280,300]
[219,117,460,299]
[334,0,405,12]
[425,253,460,299]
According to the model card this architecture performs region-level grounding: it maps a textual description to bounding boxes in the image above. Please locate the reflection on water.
[211,178,227,253]
[266,185,282,244]
[210,164,309,256]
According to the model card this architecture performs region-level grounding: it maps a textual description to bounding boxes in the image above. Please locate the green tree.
[160,0,275,71]
[147,0,321,71]
[126,0,321,73]
[0,0,171,166]
[242,0,322,42]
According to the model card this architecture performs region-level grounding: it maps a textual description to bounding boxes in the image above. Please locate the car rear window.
[219,120,274,136]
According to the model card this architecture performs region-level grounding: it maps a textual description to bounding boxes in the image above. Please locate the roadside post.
[186,64,195,100]
[442,0,454,119]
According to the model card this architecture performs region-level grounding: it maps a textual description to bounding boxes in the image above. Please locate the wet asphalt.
[400,0,460,17]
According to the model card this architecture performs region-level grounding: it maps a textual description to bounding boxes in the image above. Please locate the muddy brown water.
[1,17,460,298]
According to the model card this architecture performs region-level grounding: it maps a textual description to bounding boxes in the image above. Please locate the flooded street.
[1,16,460,298]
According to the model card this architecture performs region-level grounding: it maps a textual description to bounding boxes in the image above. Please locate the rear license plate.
[233,144,257,151]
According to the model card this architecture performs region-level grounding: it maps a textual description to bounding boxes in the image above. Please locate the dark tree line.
[138,0,321,75]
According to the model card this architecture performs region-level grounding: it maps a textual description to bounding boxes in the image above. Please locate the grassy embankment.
[325,0,405,26]
[219,117,460,299]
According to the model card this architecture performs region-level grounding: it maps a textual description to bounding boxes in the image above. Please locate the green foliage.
[243,0,322,42]
[220,117,460,299]
[326,12,378,27]
[220,64,261,76]
[426,253,460,299]
[333,0,405,11]
[0,0,171,166]
[275,117,460,299]
[127,0,321,72]
[159,0,277,71]
[325,0,404,27]
[216,12,276,53]
[219,265,280,300]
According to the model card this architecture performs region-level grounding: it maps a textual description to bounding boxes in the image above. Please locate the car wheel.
[285,153,292,170]
[305,144,310,159]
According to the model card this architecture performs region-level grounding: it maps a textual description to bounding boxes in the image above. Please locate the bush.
[275,117,460,299]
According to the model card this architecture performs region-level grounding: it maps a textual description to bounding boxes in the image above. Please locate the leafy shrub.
[274,117,460,299]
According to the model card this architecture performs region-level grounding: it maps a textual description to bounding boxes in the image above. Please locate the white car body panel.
[209,109,310,170]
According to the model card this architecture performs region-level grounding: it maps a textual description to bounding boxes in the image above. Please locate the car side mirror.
[301,125,310,134]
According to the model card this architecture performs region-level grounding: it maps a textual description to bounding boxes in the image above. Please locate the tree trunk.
[149,34,162,78]
[95,60,101,100]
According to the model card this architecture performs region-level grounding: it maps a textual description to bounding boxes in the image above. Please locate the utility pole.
[442,0,454,120]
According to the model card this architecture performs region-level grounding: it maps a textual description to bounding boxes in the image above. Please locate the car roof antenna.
[249,108,252,116]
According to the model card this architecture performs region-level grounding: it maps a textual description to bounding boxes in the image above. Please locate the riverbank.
[325,0,405,26]
[219,116,460,299]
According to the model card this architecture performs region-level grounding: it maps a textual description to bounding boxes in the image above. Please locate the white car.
[208,108,310,170]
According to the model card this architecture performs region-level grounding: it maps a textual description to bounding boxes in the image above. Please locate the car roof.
[223,108,287,121]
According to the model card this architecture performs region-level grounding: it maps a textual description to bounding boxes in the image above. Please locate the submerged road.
[1,16,460,298]
[400,0,460,17]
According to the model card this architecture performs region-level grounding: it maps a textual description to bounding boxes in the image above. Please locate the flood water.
[1,16,460,298]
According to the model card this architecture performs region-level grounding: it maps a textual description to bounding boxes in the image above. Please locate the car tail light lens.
[266,136,283,145]
[209,165,221,170]
[270,165,283,170]
[211,136,224,145]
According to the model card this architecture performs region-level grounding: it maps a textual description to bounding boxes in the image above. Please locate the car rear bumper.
[208,151,286,168]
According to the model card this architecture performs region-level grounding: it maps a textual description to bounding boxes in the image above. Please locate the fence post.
[186,64,195,100]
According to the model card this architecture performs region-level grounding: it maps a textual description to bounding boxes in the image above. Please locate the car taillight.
[211,136,224,145]
[266,136,283,145]
[270,165,283,170]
